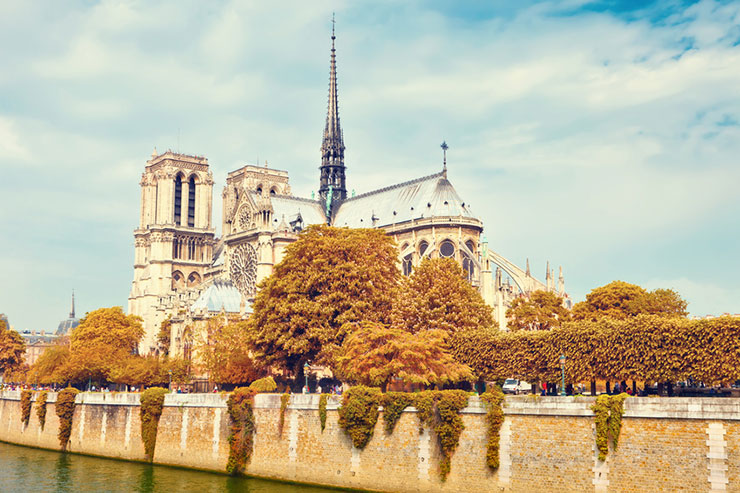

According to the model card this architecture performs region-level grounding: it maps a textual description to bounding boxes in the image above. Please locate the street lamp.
[559,354,567,396]
[304,361,310,394]
[168,370,172,391]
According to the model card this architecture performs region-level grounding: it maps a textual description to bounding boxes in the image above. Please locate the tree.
[28,343,70,384]
[506,290,571,331]
[197,318,264,385]
[392,258,494,334]
[335,321,473,392]
[71,306,143,354]
[573,281,688,321]
[156,316,172,356]
[248,225,400,374]
[0,318,25,377]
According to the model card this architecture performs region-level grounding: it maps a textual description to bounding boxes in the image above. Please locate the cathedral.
[128,27,569,355]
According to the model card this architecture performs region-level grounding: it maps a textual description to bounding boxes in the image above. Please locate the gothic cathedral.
[128,27,569,355]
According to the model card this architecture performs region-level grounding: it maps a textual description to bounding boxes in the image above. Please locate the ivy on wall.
[226,387,256,475]
[20,390,32,426]
[278,392,290,436]
[140,387,168,461]
[592,393,628,461]
[319,394,328,432]
[480,387,505,470]
[36,391,48,430]
[380,392,413,435]
[337,386,381,449]
[430,390,469,480]
[55,388,79,450]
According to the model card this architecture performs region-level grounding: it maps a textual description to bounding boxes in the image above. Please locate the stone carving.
[237,205,253,232]
[229,243,257,299]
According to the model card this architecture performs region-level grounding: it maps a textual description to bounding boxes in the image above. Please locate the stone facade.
[2,392,740,492]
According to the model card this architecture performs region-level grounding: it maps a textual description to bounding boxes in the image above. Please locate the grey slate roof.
[270,195,327,227]
[332,172,478,228]
[191,279,248,313]
[56,317,79,336]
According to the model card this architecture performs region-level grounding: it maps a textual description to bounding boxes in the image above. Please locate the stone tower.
[128,150,215,353]
[318,20,347,220]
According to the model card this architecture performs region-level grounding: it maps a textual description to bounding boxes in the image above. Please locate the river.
[0,441,343,492]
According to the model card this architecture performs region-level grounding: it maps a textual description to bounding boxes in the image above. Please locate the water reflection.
[0,442,342,492]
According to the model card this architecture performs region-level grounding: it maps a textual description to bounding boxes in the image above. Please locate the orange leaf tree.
[0,318,26,377]
[506,290,571,331]
[335,321,473,391]
[248,225,400,375]
[392,258,494,334]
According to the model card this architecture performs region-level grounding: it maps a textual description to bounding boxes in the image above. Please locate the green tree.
[506,290,571,331]
[335,321,473,391]
[248,225,400,375]
[392,258,494,334]
[0,318,26,377]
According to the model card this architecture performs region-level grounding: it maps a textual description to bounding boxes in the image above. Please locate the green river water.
[0,441,344,492]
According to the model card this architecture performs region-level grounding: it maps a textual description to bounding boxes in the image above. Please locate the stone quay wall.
[1,391,739,492]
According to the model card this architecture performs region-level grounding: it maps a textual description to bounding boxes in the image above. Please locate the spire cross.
[441,141,449,173]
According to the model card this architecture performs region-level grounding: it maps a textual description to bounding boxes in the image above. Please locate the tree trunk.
[590,380,597,396]
[605,381,611,395]
[632,380,637,395]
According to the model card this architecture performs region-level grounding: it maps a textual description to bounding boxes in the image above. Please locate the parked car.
[502,379,532,395]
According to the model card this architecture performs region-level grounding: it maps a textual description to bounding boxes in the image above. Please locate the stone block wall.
[1,391,739,492]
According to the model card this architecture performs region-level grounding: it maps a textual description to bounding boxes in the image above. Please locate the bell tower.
[129,149,215,353]
[318,17,347,220]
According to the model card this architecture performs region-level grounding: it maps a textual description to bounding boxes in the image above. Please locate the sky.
[1,0,739,332]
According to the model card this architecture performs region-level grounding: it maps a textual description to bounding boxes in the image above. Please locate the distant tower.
[318,16,347,219]
[69,290,75,319]
[128,150,215,353]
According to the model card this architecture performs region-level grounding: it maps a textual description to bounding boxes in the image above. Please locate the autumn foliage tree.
[335,321,473,391]
[506,290,571,331]
[197,318,264,385]
[392,258,494,334]
[248,225,400,374]
[572,281,688,321]
[0,318,26,377]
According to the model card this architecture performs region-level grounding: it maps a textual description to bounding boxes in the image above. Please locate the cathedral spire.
[69,290,75,319]
[319,13,346,220]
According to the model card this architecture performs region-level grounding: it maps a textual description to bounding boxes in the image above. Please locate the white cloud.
[0,116,30,161]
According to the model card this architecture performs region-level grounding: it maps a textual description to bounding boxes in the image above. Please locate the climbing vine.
[480,386,505,470]
[20,390,32,426]
[433,390,469,480]
[278,392,290,436]
[592,393,628,461]
[338,385,381,449]
[410,390,470,481]
[380,392,413,435]
[319,393,328,432]
[226,387,257,475]
[36,391,48,429]
[55,388,79,450]
[140,387,168,461]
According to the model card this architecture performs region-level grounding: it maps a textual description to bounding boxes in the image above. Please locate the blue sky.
[1,0,739,331]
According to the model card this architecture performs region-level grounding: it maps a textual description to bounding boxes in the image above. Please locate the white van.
[502,379,532,395]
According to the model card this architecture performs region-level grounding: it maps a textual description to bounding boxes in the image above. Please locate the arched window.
[270,188,277,196]
[188,176,196,227]
[172,271,185,290]
[402,254,413,276]
[187,272,201,287]
[462,254,474,282]
[256,185,263,195]
[465,240,475,255]
[174,175,182,224]
[439,240,455,258]
[419,240,429,257]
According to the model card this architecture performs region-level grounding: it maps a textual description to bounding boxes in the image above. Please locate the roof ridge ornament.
[441,141,448,178]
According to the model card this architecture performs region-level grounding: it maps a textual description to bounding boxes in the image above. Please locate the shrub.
[412,391,436,434]
[140,387,168,461]
[380,392,413,435]
[249,376,277,393]
[55,388,79,450]
[36,391,48,429]
[337,386,381,449]
[226,387,256,475]
[480,386,505,469]
[319,393,328,432]
[20,390,32,426]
